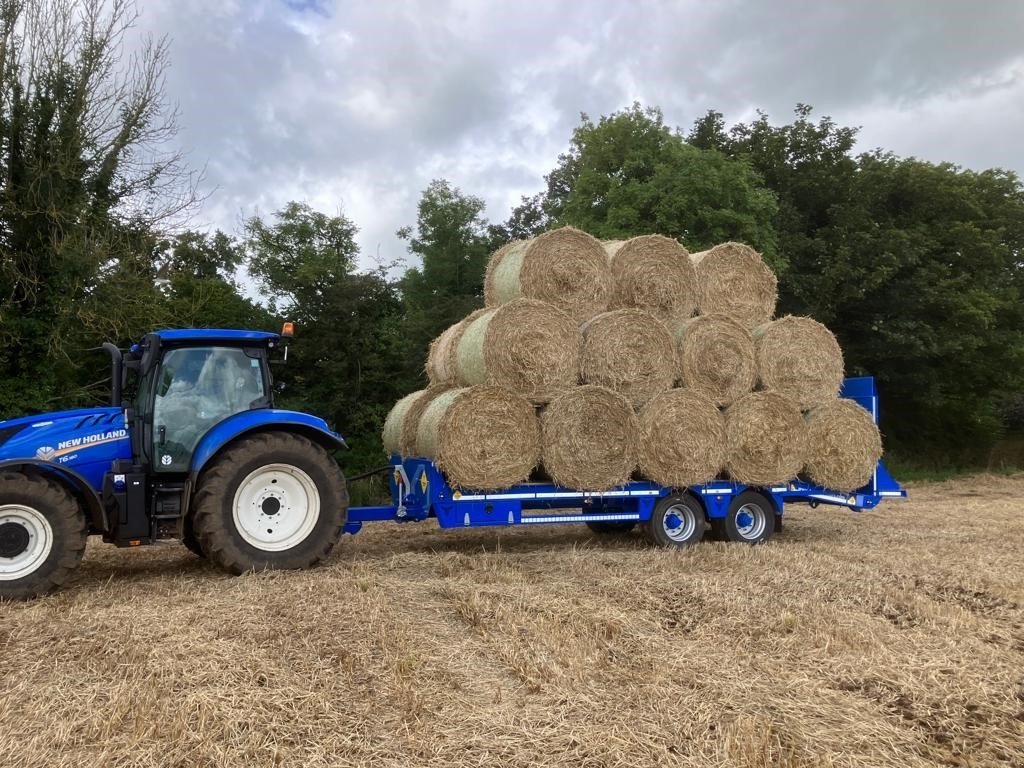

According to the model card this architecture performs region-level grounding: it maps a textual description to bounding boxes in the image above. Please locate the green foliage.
[697,106,1024,460]
[505,104,781,269]
[396,179,495,386]
[244,201,359,318]
[158,231,273,331]
[0,0,194,416]
[244,203,406,474]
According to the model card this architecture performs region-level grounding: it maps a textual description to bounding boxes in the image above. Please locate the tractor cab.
[0,325,348,600]
[123,329,283,475]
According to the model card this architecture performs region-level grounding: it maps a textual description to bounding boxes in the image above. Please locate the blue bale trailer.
[344,376,907,546]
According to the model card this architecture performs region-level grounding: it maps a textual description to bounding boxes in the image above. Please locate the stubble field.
[1,474,1022,767]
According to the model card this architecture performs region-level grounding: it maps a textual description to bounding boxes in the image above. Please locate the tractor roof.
[150,329,280,344]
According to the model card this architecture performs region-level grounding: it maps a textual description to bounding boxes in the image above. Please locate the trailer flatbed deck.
[344,377,906,545]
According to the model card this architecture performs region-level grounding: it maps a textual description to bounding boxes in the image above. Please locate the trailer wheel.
[642,493,706,548]
[192,433,348,575]
[0,472,87,600]
[716,491,776,544]
[585,520,637,535]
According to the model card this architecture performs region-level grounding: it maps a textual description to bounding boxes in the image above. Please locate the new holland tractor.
[0,328,349,599]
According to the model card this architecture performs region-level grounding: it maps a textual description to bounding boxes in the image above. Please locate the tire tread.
[192,432,347,575]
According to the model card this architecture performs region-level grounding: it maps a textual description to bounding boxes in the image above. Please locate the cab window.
[151,346,266,472]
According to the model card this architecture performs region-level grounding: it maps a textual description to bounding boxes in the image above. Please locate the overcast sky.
[137,0,1024,269]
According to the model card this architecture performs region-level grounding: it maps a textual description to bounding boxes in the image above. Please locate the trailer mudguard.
[189,410,347,477]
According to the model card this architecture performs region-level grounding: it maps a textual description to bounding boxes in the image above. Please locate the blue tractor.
[0,328,348,599]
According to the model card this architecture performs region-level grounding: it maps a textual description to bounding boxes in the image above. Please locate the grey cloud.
[135,0,1024,270]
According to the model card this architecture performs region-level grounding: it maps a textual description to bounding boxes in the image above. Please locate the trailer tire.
[585,520,637,535]
[0,472,87,600]
[192,433,348,575]
[642,493,706,548]
[718,491,775,544]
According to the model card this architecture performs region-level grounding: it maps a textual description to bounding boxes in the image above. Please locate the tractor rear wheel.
[192,433,348,575]
[0,472,87,600]
[181,514,205,558]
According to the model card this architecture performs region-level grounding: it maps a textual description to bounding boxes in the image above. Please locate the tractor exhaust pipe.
[102,342,123,407]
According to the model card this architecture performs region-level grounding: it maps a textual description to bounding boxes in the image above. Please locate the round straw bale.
[753,315,844,410]
[724,390,807,486]
[416,386,540,490]
[690,241,777,328]
[424,308,488,385]
[638,389,726,487]
[382,386,453,456]
[454,298,581,403]
[382,390,422,456]
[603,235,696,322]
[580,309,677,408]
[803,398,882,492]
[671,314,756,407]
[541,386,638,491]
[398,385,451,456]
[487,226,611,322]
[483,240,521,306]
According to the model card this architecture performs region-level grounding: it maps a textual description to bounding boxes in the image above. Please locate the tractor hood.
[0,407,131,489]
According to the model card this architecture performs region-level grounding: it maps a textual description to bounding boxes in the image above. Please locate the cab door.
[149,346,269,472]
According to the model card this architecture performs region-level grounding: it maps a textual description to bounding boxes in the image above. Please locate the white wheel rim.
[0,504,54,581]
[662,503,698,543]
[232,464,321,552]
[735,503,767,540]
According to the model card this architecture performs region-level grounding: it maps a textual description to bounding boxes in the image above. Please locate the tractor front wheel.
[0,472,87,600]
[192,433,348,575]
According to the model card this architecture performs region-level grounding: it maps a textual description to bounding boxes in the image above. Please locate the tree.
[689,104,858,310]
[697,106,1024,461]
[505,104,780,268]
[0,0,199,415]
[156,230,273,331]
[397,179,496,385]
[244,202,406,472]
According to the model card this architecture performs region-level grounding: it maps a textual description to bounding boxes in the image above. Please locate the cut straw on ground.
[2,474,1022,768]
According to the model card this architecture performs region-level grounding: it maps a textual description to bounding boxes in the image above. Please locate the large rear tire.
[0,472,87,600]
[181,514,205,558]
[192,433,348,575]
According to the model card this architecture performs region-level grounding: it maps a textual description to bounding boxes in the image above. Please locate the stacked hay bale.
[384,226,883,494]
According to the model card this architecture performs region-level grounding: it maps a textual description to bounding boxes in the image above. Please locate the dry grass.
[2,474,1024,768]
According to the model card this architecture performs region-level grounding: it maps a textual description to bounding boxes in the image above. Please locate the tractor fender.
[190,410,347,479]
[0,459,107,532]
